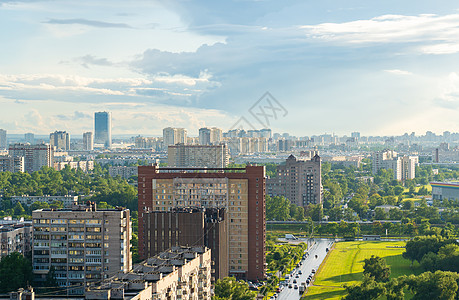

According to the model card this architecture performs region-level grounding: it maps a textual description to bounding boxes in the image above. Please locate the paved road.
[275,239,334,300]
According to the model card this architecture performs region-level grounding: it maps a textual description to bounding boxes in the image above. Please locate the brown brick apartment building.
[138,165,266,281]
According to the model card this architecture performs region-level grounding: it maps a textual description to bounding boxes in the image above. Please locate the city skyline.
[2,1,459,136]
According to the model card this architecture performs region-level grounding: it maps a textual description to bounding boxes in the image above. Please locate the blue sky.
[1,0,459,137]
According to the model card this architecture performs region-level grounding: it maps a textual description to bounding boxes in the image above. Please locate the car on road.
[293,279,297,283]
[312,269,316,273]
[288,284,293,288]
[298,270,302,275]
[295,274,299,278]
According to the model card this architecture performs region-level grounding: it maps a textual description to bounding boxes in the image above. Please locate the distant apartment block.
[12,195,78,208]
[50,131,70,151]
[138,165,266,281]
[83,132,94,151]
[168,144,229,168]
[431,182,459,202]
[32,203,131,295]
[0,155,24,172]
[134,136,163,150]
[24,133,35,144]
[53,160,94,172]
[199,127,223,145]
[94,111,112,148]
[163,127,187,147]
[372,150,418,181]
[226,137,268,154]
[0,129,6,150]
[108,166,138,179]
[9,143,54,173]
[0,221,32,259]
[142,207,228,280]
[87,246,212,300]
[267,154,323,207]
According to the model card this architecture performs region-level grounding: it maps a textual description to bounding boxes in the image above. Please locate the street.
[275,238,333,300]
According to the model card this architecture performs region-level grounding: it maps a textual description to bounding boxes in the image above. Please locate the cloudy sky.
[2,0,459,137]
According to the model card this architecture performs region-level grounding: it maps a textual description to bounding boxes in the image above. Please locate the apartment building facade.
[167,144,230,168]
[87,246,212,300]
[142,207,228,279]
[32,203,131,295]
[9,143,54,173]
[138,165,266,281]
[0,155,24,172]
[267,154,323,207]
[50,131,70,151]
[0,222,32,259]
[12,195,78,208]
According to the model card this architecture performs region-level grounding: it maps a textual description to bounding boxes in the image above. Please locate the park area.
[303,241,422,299]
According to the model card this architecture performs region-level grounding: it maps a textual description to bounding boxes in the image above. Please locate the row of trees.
[0,165,138,212]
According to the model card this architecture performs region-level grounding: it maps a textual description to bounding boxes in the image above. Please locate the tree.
[213,277,257,300]
[344,274,385,300]
[363,255,391,282]
[404,271,459,300]
[266,196,290,221]
[0,252,33,293]
[307,204,323,221]
[13,202,25,216]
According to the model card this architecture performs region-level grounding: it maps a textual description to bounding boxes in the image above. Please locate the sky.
[2,0,459,137]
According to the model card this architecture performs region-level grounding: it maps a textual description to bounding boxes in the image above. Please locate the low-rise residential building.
[53,160,94,172]
[12,195,78,208]
[32,203,132,295]
[108,166,138,179]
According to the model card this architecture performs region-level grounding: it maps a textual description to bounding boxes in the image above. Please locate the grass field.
[304,241,422,299]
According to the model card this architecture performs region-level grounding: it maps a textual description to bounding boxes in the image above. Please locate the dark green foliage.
[363,255,391,282]
[344,274,385,300]
[0,252,33,293]
[213,277,257,300]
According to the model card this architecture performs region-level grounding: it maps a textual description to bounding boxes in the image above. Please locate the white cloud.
[384,69,413,75]
[300,14,459,54]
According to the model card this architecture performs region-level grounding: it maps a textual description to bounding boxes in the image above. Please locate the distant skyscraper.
[163,127,187,147]
[24,133,34,144]
[199,128,211,145]
[49,131,70,150]
[94,112,112,148]
[351,132,361,139]
[0,129,6,149]
[83,132,94,150]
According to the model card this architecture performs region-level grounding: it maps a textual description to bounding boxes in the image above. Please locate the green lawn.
[304,241,421,299]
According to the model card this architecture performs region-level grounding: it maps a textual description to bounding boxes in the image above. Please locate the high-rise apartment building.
[0,129,6,149]
[50,131,70,151]
[168,144,229,168]
[163,127,187,147]
[372,150,418,181]
[199,127,222,145]
[199,127,211,145]
[32,202,131,295]
[94,112,112,148]
[142,207,228,279]
[267,154,323,207]
[9,143,53,173]
[0,155,24,172]
[83,132,94,151]
[138,165,266,281]
[24,133,35,144]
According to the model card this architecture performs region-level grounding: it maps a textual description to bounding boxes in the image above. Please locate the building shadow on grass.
[306,288,346,300]
[323,271,363,284]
